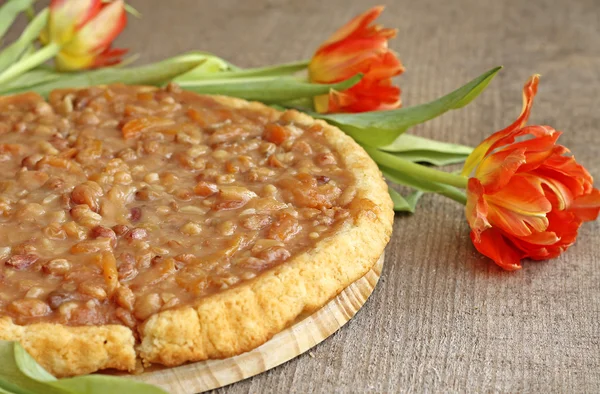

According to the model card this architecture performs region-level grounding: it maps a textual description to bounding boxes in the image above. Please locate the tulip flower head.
[308,6,405,113]
[462,75,600,270]
[42,0,127,71]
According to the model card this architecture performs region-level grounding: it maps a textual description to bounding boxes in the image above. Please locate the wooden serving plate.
[132,253,384,393]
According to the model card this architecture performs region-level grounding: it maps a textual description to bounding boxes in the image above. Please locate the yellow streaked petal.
[55,51,95,71]
[48,0,100,45]
[313,94,330,113]
[319,6,385,48]
[61,0,126,57]
[462,75,540,176]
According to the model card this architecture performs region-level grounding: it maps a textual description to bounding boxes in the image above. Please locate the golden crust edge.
[137,95,394,367]
[0,317,136,378]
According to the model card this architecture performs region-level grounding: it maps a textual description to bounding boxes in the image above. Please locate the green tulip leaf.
[163,51,242,71]
[389,188,424,213]
[0,68,60,93]
[314,66,502,147]
[380,133,473,165]
[172,56,233,82]
[0,0,35,40]
[387,150,470,166]
[124,4,141,18]
[50,375,167,394]
[381,166,467,205]
[381,133,472,154]
[13,343,56,383]
[0,8,47,73]
[100,0,141,18]
[176,61,308,82]
[3,53,209,96]
[179,74,362,103]
[0,341,168,394]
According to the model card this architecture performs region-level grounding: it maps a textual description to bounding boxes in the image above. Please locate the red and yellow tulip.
[308,6,405,113]
[462,75,600,270]
[42,0,128,71]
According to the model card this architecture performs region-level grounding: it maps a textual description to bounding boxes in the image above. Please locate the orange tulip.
[462,75,600,270]
[42,0,127,71]
[308,6,405,113]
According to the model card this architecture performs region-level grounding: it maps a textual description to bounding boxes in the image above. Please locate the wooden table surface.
[13,0,600,392]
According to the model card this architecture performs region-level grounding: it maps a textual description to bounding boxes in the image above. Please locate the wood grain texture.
[132,255,384,393]
[7,0,600,392]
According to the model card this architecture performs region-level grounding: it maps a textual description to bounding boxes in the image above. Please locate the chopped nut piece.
[90,226,117,243]
[126,228,148,241]
[112,224,130,236]
[129,207,142,222]
[5,254,39,270]
[263,124,289,145]
[78,280,108,301]
[114,286,135,311]
[70,238,112,254]
[101,251,119,294]
[9,299,51,317]
[71,181,103,212]
[193,181,218,197]
[180,222,202,236]
[42,259,71,275]
[134,293,163,320]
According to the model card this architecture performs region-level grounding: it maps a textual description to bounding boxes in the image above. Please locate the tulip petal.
[498,126,560,152]
[310,37,391,82]
[61,0,127,57]
[489,127,562,173]
[487,178,550,216]
[92,46,128,68]
[57,46,128,71]
[528,172,576,211]
[475,148,526,193]
[462,75,540,177]
[470,229,523,271]
[483,175,551,237]
[546,210,581,246]
[327,89,357,112]
[510,210,582,260]
[465,178,491,241]
[308,6,403,114]
[308,45,404,85]
[318,57,403,113]
[518,231,560,245]
[313,94,330,114]
[570,188,600,221]
[361,51,405,81]
[486,203,548,237]
[518,144,565,174]
[55,51,95,71]
[48,0,101,44]
[506,233,552,259]
[318,6,393,48]
[539,154,595,195]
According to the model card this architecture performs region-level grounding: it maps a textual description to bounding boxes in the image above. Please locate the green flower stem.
[381,166,468,205]
[433,184,467,205]
[364,146,470,189]
[0,42,60,86]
